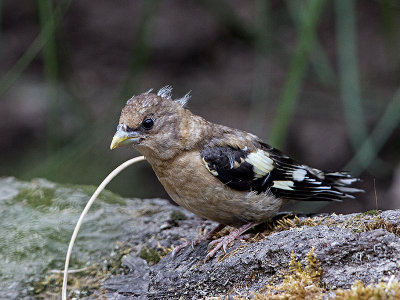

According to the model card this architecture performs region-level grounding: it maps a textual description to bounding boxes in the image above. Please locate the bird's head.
[110,86,192,160]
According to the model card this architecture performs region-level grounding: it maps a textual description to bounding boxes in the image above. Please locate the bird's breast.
[146,151,283,226]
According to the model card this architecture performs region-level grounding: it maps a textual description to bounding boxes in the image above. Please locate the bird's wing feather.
[201,143,361,201]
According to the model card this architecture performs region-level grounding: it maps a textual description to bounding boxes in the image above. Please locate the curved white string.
[62,156,146,300]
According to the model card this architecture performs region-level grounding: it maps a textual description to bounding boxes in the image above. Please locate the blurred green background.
[1,0,400,213]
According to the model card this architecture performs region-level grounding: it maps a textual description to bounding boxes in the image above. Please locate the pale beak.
[110,124,141,150]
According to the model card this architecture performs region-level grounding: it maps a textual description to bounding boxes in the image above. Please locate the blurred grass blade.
[380,0,400,70]
[0,34,43,97]
[286,0,336,87]
[119,0,160,101]
[38,0,60,153]
[335,0,374,170]
[346,87,400,175]
[38,0,58,82]
[269,0,326,147]
[0,0,2,55]
[199,0,254,44]
[247,0,271,133]
[0,0,71,98]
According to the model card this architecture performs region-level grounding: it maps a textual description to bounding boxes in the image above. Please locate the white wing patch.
[202,158,219,176]
[245,149,274,179]
[337,178,358,185]
[292,168,307,181]
[272,180,294,190]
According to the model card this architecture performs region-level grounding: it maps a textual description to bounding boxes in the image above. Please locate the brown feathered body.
[111,87,362,227]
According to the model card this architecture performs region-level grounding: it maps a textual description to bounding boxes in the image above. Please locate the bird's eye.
[142,118,154,130]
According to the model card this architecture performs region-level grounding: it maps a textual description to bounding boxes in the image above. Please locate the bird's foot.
[205,222,258,260]
[171,224,225,257]
[171,237,209,257]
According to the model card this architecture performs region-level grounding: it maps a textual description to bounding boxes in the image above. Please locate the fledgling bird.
[110,86,363,258]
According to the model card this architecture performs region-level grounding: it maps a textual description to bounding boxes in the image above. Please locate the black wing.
[200,143,362,201]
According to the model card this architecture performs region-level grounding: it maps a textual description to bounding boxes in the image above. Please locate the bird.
[110,86,363,259]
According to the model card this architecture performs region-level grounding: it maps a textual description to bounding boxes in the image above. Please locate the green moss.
[170,210,187,221]
[253,212,400,243]
[32,264,101,299]
[136,208,162,216]
[65,184,126,205]
[252,247,325,299]
[139,247,168,265]
[333,279,400,299]
[359,209,380,216]
[13,187,55,210]
[32,243,135,299]
[364,217,400,237]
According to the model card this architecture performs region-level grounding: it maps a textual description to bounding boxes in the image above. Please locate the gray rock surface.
[2,177,398,299]
[99,206,400,299]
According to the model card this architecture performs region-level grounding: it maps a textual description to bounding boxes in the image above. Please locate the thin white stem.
[51,267,88,274]
[387,274,395,289]
[62,156,146,300]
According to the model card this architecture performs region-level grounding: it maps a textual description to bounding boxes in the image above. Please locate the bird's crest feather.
[157,85,173,99]
[156,85,190,106]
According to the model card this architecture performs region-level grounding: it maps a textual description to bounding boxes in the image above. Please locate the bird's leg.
[206,222,259,259]
[171,223,226,257]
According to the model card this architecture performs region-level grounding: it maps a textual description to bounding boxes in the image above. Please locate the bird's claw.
[172,223,257,260]
[206,235,236,259]
[171,235,206,257]
[205,222,258,260]
[171,242,189,257]
[171,224,227,257]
